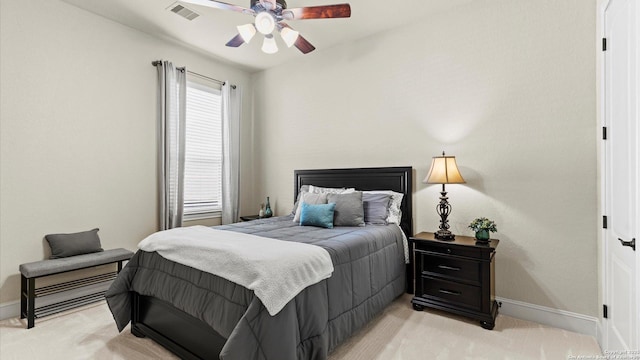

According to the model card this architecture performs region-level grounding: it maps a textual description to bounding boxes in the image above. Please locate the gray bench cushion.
[19,248,134,278]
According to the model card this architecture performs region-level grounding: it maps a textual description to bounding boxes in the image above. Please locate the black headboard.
[294,167,413,237]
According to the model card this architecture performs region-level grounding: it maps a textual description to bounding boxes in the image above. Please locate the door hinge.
[603,215,608,229]
[603,126,607,140]
[603,304,608,318]
[602,38,607,51]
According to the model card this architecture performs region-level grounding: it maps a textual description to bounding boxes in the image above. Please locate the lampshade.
[424,153,465,184]
[261,35,278,54]
[237,23,256,43]
[280,27,299,48]
[255,12,276,35]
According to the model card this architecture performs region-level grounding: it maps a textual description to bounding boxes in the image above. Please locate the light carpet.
[0,294,602,359]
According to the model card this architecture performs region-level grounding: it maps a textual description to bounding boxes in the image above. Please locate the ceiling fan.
[182,0,351,54]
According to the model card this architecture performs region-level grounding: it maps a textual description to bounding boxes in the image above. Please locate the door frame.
[598,0,640,350]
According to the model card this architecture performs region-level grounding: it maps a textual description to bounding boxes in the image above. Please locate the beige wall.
[252,0,598,316]
[0,0,253,304]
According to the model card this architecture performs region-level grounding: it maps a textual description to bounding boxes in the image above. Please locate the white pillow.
[291,185,311,215]
[293,192,328,222]
[363,190,404,224]
[308,185,356,194]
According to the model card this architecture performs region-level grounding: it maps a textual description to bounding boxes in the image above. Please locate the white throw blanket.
[137,226,334,316]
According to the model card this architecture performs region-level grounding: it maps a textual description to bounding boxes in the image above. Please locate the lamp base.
[434,229,455,241]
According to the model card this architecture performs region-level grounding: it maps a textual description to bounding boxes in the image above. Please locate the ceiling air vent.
[168,3,200,21]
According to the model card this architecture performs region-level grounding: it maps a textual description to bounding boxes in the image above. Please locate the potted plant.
[468,217,497,242]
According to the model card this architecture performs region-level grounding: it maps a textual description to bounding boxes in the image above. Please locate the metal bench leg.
[27,277,35,329]
[117,260,123,273]
[20,275,27,319]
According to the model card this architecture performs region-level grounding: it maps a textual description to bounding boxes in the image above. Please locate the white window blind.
[183,80,222,217]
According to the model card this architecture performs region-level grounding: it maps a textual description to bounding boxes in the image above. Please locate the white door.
[603,0,638,352]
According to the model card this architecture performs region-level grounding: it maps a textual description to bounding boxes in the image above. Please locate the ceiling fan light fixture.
[261,35,278,54]
[255,12,276,35]
[188,0,349,55]
[280,27,299,48]
[237,23,257,43]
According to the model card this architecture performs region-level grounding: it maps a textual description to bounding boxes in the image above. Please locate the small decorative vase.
[264,197,273,218]
[475,229,490,242]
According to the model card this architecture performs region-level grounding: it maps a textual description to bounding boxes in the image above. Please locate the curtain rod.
[152,60,235,89]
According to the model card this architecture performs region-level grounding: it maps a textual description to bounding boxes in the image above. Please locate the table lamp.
[424,151,465,240]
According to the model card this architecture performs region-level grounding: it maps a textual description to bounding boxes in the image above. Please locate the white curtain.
[221,82,241,224]
[157,61,187,230]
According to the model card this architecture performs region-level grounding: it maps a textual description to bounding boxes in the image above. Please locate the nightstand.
[410,232,499,330]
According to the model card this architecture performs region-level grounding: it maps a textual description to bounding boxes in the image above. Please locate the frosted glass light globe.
[280,27,299,48]
[237,24,256,43]
[261,35,278,54]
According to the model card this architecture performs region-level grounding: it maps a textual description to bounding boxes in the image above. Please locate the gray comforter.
[106,215,406,359]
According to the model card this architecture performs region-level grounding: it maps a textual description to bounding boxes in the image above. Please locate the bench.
[19,248,134,329]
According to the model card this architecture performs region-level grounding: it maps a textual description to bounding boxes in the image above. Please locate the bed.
[106,166,413,360]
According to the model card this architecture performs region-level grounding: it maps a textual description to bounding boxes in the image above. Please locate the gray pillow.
[45,228,104,259]
[363,193,391,225]
[364,190,404,224]
[293,192,328,222]
[327,191,365,227]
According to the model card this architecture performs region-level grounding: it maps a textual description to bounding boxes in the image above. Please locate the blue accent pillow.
[299,202,336,229]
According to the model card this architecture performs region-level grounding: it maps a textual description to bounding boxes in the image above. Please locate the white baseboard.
[0,301,20,321]
[2,293,601,338]
[496,297,599,337]
[596,319,605,349]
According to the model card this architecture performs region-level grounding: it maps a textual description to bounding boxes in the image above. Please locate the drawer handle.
[439,288,461,296]
[446,248,452,253]
[438,265,461,271]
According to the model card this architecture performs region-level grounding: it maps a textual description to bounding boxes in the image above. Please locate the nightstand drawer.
[419,277,482,311]
[419,254,481,285]
[415,242,482,260]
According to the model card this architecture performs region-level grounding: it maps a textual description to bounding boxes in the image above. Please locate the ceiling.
[61,0,471,72]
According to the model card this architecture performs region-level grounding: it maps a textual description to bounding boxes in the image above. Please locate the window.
[183,79,222,219]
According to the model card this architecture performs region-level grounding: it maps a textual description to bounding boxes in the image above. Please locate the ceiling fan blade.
[293,34,316,54]
[282,4,351,20]
[225,33,245,47]
[181,0,255,15]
